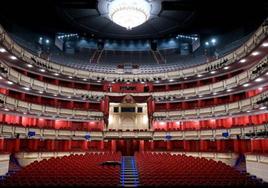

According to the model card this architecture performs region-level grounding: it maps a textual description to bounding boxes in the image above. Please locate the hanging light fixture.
[108,0,151,30]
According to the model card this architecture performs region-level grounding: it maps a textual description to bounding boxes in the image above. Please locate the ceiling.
[0,0,268,39]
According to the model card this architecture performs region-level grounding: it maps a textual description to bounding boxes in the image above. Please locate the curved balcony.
[1,54,268,101]
[0,122,266,141]
[153,90,268,120]
[0,93,103,121]
[0,19,267,80]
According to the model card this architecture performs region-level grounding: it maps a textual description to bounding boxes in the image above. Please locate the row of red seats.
[1,152,121,187]
[135,152,262,187]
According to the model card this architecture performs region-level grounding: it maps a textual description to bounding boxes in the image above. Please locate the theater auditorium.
[0,0,268,187]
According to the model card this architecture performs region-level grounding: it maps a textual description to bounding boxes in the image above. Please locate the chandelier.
[108,0,151,30]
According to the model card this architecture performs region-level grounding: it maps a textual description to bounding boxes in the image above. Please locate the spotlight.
[0,48,6,53]
[255,78,263,82]
[211,38,216,45]
[239,59,246,63]
[10,56,17,60]
[251,51,260,56]
[262,42,268,47]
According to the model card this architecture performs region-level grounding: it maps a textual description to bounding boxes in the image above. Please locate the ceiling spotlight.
[205,42,209,46]
[39,91,44,94]
[68,76,73,79]
[262,42,268,47]
[251,51,260,56]
[7,81,13,85]
[0,48,6,53]
[227,89,232,92]
[223,66,229,70]
[40,69,45,72]
[54,73,59,76]
[4,108,9,111]
[210,71,216,74]
[10,56,17,60]
[211,38,216,44]
[255,78,263,82]
[83,78,87,81]
[243,83,250,87]
[197,74,202,77]
[258,87,263,91]
[213,92,217,95]
[24,87,30,91]
[246,110,251,113]
[67,96,72,99]
[27,64,33,68]
[259,106,267,110]
[239,59,246,63]
[169,79,174,82]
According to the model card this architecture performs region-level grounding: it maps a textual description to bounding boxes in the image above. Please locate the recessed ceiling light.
[4,108,9,111]
[259,106,267,110]
[24,87,30,91]
[252,51,260,56]
[40,69,45,72]
[255,78,263,82]
[23,112,27,115]
[83,78,87,81]
[169,79,174,82]
[54,73,59,76]
[246,110,251,113]
[10,56,17,60]
[27,64,33,68]
[39,91,44,94]
[197,74,202,77]
[227,89,232,92]
[262,42,268,47]
[140,81,145,84]
[239,59,246,63]
[67,96,72,99]
[68,76,73,79]
[7,81,13,85]
[223,66,229,70]
[0,48,6,53]
[97,80,101,82]
[210,71,216,74]
[243,83,250,87]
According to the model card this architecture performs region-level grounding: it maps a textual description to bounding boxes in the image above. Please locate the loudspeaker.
[150,40,157,51]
